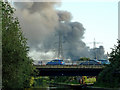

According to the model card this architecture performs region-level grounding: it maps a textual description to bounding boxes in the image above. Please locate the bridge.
[34,65,105,76]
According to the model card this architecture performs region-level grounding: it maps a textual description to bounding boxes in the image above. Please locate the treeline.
[2,2,35,88]
[49,76,80,84]
[0,0,2,88]
[78,57,90,61]
[95,40,120,88]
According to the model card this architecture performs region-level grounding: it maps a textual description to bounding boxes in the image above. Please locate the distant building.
[89,45,108,59]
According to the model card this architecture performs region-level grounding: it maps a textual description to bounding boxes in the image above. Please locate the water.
[30,85,119,90]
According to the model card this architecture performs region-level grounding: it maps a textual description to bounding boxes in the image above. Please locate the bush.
[95,40,120,88]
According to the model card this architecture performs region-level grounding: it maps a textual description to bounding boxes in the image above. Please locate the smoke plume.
[14,2,106,60]
[14,2,59,51]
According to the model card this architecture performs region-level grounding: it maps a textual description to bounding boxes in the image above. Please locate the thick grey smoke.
[14,2,106,60]
[14,2,59,50]
[57,22,90,59]
[57,11,72,22]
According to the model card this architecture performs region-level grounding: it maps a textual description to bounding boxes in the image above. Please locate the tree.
[0,1,2,88]
[95,40,120,88]
[78,57,90,61]
[2,2,34,88]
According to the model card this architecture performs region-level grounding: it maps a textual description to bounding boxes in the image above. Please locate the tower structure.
[89,38,102,59]
[57,32,64,59]
[93,38,102,48]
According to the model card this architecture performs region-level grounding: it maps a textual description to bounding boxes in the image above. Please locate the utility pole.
[57,32,64,59]
[93,38,103,59]
[93,38,102,48]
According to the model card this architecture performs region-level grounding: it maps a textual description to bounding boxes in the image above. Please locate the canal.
[31,76,120,90]
[30,84,120,90]
[47,85,119,90]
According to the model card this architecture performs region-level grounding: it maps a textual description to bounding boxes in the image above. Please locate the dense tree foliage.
[95,40,120,88]
[78,57,90,61]
[0,1,2,88]
[30,77,49,88]
[2,2,34,88]
[49,76,80,84]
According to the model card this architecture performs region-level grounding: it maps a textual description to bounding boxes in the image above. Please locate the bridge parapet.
[34,65,105,69]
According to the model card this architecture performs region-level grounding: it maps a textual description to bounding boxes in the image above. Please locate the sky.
[8,0,119,60]
[56,1,118,54]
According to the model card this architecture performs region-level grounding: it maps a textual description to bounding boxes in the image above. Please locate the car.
[46,59,65,65]
[79,59,101,65]
[98,59,110,64]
